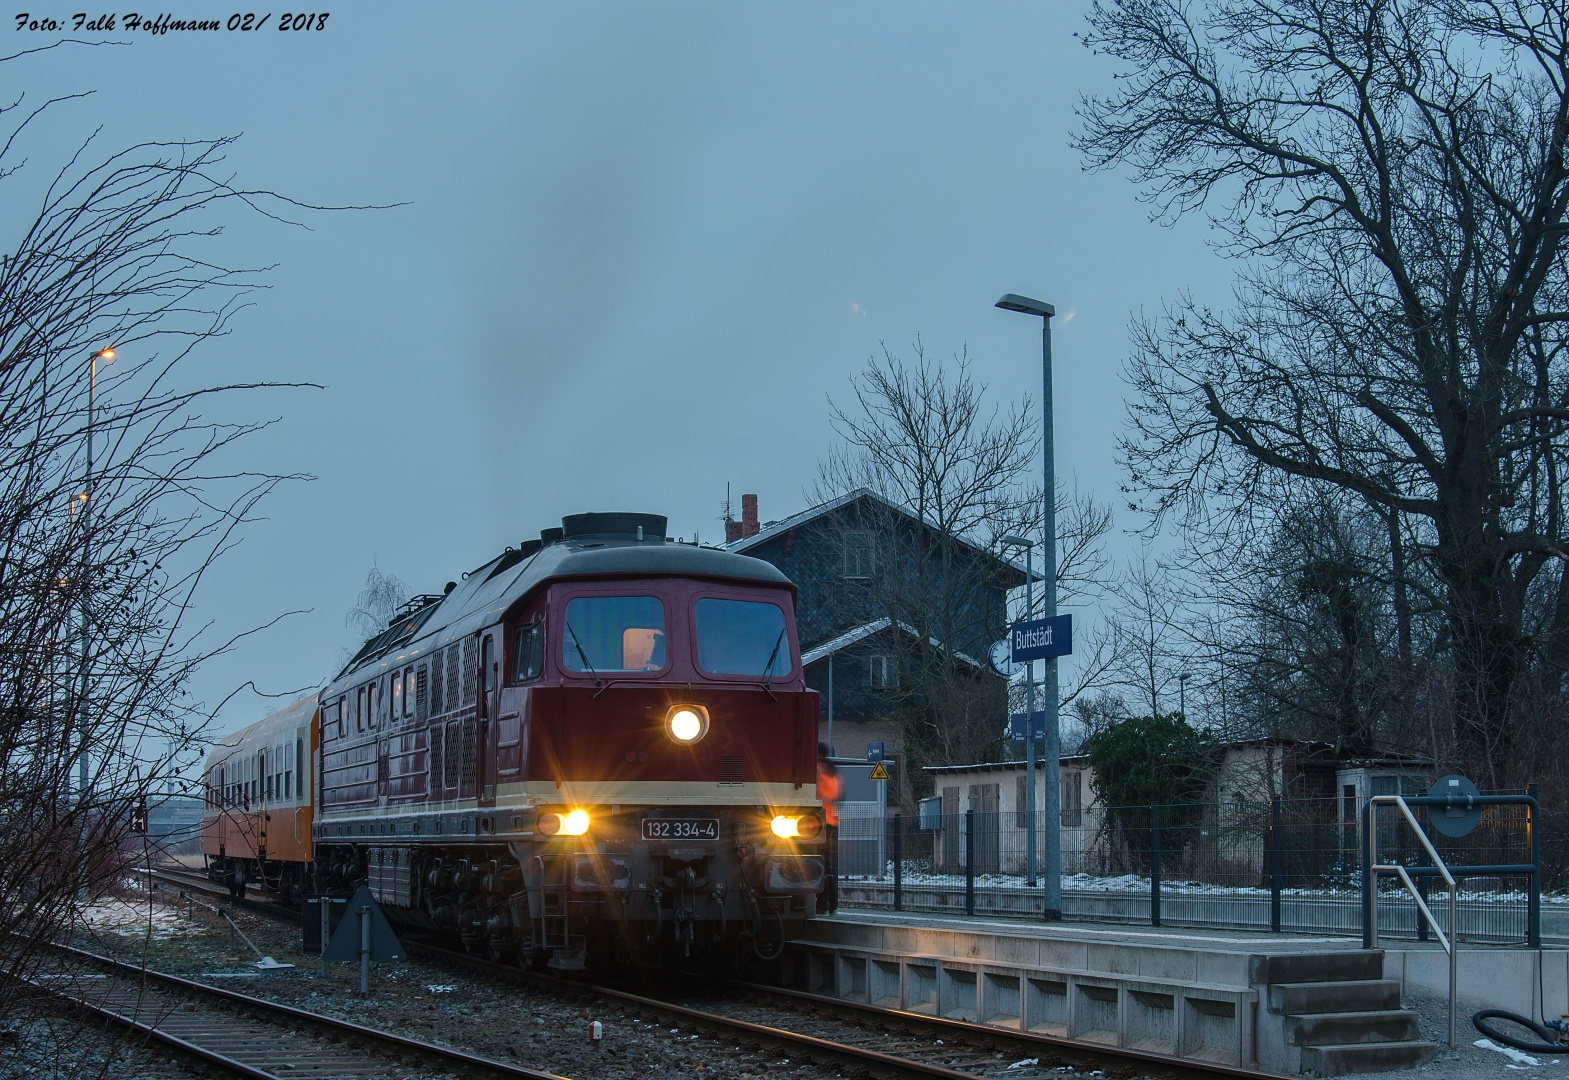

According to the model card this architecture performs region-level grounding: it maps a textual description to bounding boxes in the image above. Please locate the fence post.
[1529,782,1541,949]
[1361,797,1373,949]
[1270,796,1282,933]
[965,809,975,917]
[893,813,903,913]
[1150,802,1161,928]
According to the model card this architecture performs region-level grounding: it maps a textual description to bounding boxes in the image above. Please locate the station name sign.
[1010,614,1073,662]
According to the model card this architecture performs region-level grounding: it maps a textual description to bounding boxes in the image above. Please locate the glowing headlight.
[771,815,800,838]
[664,703,710,744]
[537,809,591,838]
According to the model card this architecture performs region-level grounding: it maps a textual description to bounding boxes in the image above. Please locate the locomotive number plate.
[642,817,719,840]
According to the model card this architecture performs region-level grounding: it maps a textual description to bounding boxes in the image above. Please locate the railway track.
[144,867,1279,1080]
[37,942,567,1080]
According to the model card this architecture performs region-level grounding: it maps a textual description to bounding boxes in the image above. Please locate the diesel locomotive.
[201,512,827,970]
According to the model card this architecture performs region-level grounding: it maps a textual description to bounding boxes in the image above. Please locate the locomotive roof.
[328,535,794,691]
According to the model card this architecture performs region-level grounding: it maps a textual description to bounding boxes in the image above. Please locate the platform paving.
[777,908,1567,1075]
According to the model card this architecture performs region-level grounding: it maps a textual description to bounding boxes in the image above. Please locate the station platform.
[774,908,1568,1075]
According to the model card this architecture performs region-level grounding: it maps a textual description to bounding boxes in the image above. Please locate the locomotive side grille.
[428,725,444,794]
[460,716,477,790]
[443,720,460,789]
[430,648,445,715]
[719,756,745,784]
[445,647,461,714]
[461,636,478,705]
[414,663,428,721]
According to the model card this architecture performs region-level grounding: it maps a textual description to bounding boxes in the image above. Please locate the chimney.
[742,493,759,537]
[725,517,743,543]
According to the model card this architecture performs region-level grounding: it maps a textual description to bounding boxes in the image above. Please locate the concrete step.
[1250,950,1384,985]
[1299,1040,1439,1076]
[1287,1009,1422,1047]
[1269,979,1402,1015]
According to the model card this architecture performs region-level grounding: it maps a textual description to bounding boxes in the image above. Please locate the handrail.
[1368,794,1457,1047]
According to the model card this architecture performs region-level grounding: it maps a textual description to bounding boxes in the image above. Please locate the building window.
[1063,770,1083,827]
[843,531,875,578]
[864,654,897,689]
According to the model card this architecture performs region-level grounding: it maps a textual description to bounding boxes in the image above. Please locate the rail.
[1367,794,1457,1047]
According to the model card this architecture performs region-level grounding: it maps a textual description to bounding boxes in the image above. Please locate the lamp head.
[1000,534,1032,549]
[93,348,116,362]
[995,294,1056,318]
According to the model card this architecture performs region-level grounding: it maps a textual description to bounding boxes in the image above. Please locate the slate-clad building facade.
[723,489,1023,768]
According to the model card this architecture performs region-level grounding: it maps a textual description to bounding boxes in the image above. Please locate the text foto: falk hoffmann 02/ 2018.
[15,12,330,33]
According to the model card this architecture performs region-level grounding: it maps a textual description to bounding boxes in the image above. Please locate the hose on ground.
[1473,1010,1569,1054]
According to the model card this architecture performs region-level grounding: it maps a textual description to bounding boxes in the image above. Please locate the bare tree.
[0,44,317,1057]
[1077,0,1569,782]
[814,341,1119,780]
[345,564,410,641]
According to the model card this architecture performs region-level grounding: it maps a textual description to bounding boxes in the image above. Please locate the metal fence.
[835,791,1553,945]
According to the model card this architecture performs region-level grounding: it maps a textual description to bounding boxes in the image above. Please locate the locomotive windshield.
[562,596,666,672]
[695,598,791,676]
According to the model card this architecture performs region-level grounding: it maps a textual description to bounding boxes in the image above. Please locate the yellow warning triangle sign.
[868,761,889,780]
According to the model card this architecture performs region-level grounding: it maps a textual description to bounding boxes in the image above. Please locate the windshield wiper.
[565,621,600,688]
[761,628,786,691]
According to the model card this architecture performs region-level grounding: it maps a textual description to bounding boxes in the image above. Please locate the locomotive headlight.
[664,703,709,744]
[537,809,591,837]
[770,815,800,838]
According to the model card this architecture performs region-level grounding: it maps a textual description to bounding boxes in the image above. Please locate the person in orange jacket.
[816,742,840,914]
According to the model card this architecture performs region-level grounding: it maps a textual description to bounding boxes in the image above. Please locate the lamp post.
[78,348,114,806]
[995,294,1061,920]
[1001,534,1037,886]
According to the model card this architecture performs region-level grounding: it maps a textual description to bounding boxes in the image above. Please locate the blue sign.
[1010,614,1072,662]
[867,742,885,763]
[1009,712,1046,743]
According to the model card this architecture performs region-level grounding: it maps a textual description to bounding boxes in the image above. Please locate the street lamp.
[78,348,114,807]
[1000,534,1038,886]
[995,293,1062,921]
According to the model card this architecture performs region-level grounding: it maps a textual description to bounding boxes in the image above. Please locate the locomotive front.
[313,513,824,971]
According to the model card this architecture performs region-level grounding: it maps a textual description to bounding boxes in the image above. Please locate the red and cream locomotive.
[203,512,826,969]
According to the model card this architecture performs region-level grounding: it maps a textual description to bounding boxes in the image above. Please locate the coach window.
[561,596,666,673]
[356,686,366,733]
[515,622,545,681]
[335,695,345,739]
[402,666,414,718]
[391,671,403,724]
[482,635,495,692]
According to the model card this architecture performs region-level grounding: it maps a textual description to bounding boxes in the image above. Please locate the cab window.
[515,622,545,681]
[561,596,665,673]
[695,598,791,677]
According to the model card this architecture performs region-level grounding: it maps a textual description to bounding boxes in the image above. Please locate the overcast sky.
[17,3,1231,738]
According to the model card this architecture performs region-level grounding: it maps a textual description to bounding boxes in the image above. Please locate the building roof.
[924,755,1090,775]
[799,616,983,669]
[724,487,1031,585]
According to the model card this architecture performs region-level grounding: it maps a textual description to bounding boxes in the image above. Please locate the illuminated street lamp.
[995,294,1062,920]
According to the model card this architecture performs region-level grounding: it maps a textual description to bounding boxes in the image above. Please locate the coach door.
[477,629,499,808]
